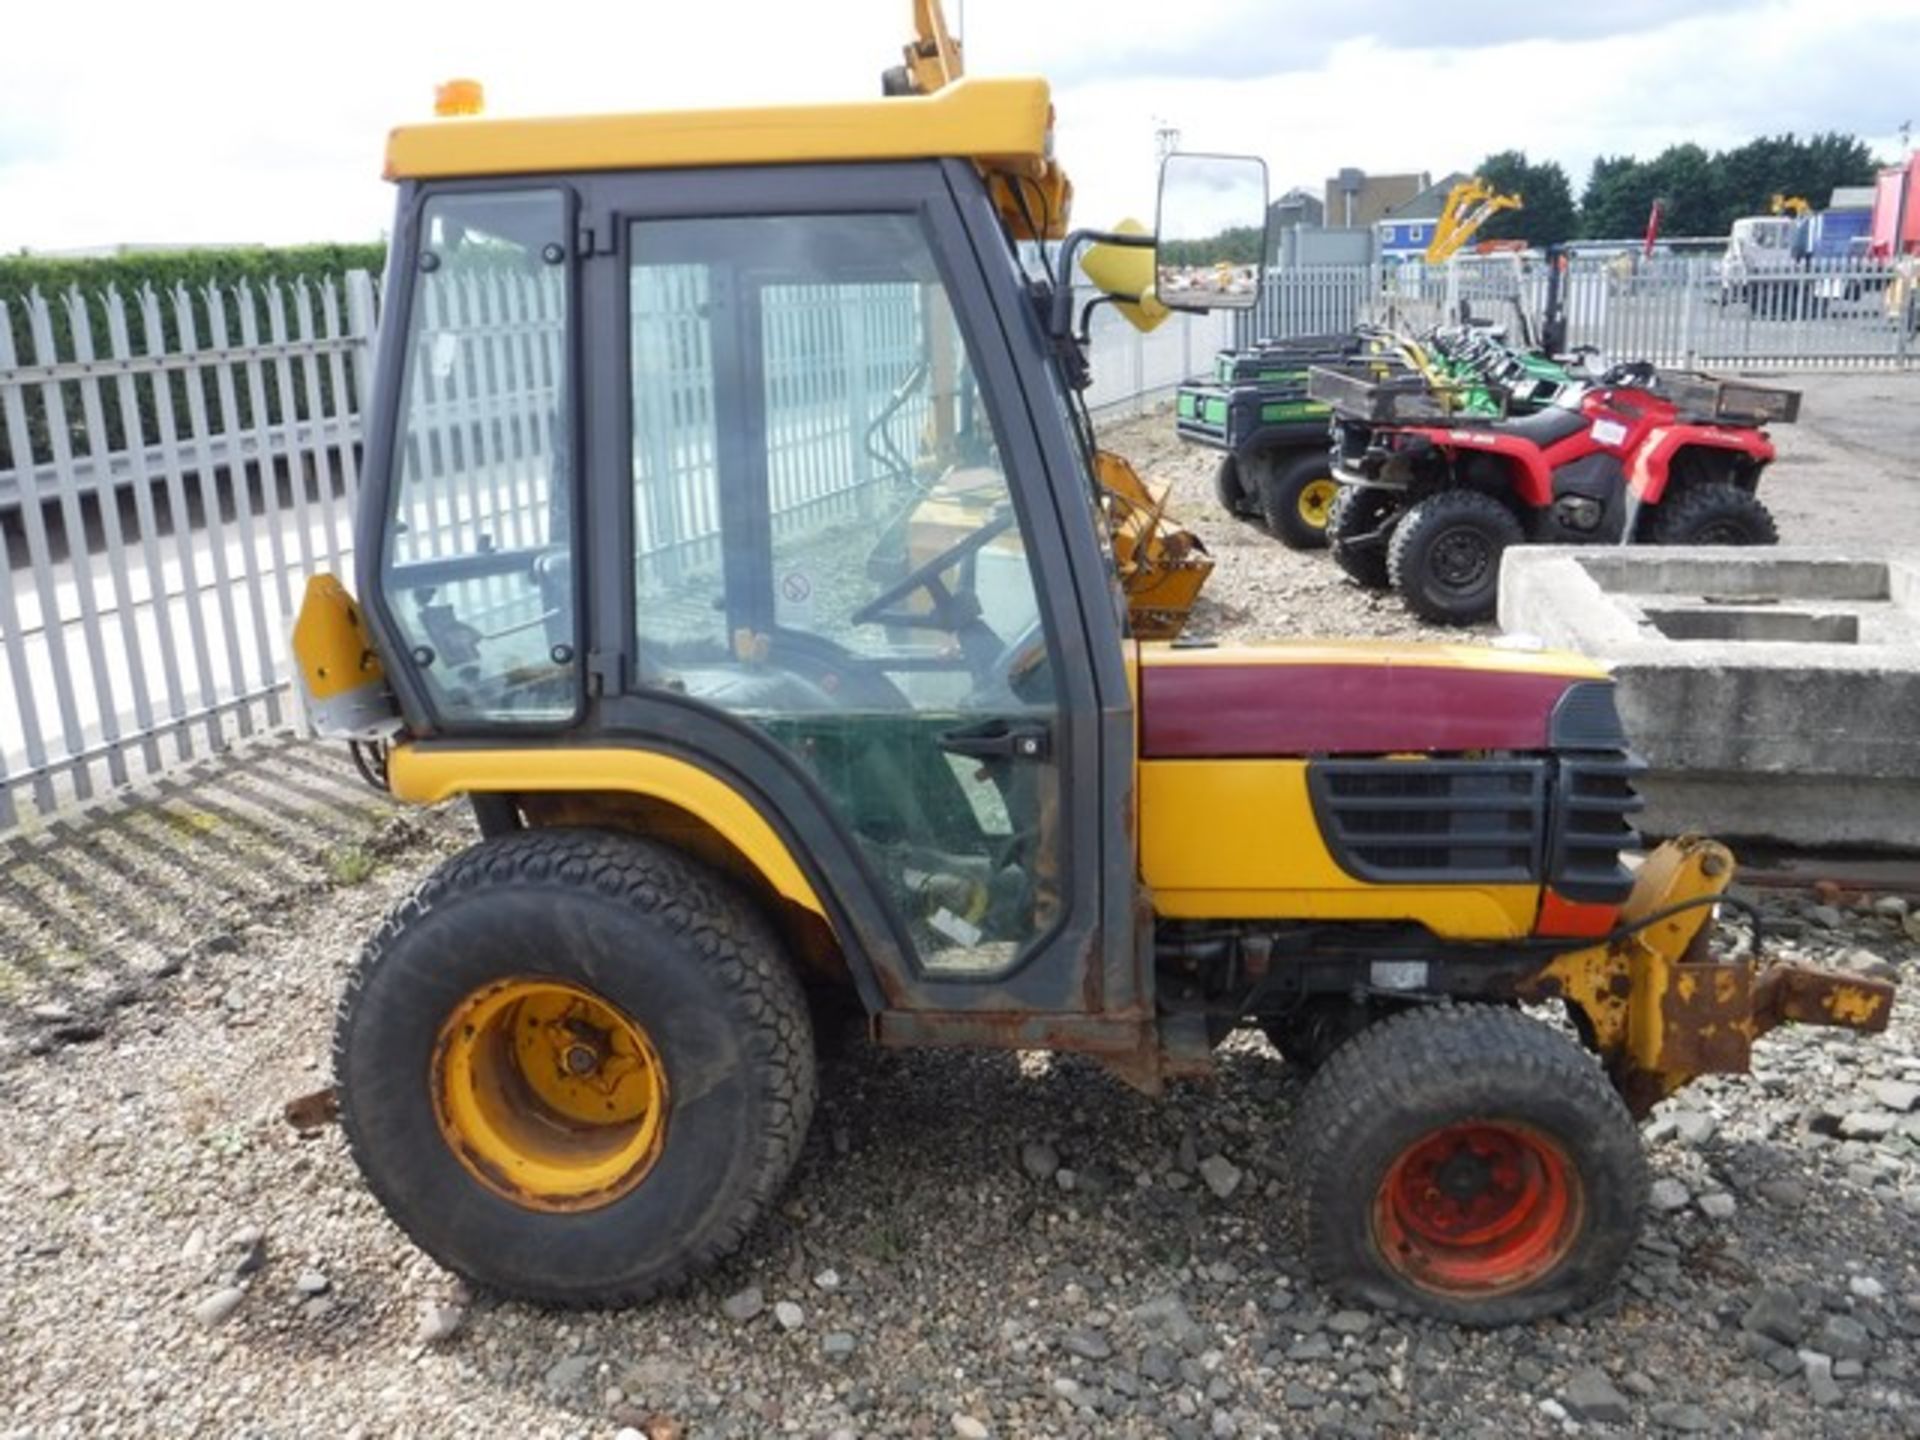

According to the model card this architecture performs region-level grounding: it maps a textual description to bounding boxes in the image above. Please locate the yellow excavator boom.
[1424,177,1524,264]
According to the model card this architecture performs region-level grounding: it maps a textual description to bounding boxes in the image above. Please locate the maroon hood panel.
[1140,662,1576,758]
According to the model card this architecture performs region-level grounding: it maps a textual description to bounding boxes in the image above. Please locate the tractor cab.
[319,50,1269,1031]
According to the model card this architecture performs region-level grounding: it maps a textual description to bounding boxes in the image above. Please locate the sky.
[2,0,1916,253]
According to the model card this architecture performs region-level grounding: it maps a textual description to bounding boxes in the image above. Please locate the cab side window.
[380,189,577,723]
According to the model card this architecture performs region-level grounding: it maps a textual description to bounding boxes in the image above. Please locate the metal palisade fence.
[0,274,375,831]
[2,254,1914,831]
[0,269,1229,830]
[1242,253,1920,367]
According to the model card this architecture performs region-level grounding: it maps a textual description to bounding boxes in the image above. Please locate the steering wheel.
[851,509,1016,632]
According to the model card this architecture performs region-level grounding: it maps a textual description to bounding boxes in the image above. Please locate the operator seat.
[1485,404,1590,447]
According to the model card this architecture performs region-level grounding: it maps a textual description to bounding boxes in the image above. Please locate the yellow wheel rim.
[1298,477,1339,528]
[432,978,668,1212]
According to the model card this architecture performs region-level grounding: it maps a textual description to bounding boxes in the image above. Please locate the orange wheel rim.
[1372,1121,1581,1296]
[431,977,668,1213]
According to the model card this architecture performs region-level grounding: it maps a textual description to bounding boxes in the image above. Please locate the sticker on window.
[1589,418,1628,447]
[775,568,815,628]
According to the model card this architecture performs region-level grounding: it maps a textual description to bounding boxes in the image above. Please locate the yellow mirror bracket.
[1083,220,1170,334]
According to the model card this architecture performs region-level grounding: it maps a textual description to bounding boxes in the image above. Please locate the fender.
[1627,425,1774,504]
[1436,429,1562,508]
[387,743,830,921]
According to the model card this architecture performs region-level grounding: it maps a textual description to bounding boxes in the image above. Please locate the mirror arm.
[1075,293,1140,346]
[1049,228,1157,339]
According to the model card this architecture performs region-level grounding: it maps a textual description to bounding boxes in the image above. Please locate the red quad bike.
[1321,361,1798,624]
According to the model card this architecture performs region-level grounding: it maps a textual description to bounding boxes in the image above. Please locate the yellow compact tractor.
[294,2,1892,1324]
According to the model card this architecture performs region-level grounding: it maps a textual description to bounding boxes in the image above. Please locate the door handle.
[936,718,1051,762]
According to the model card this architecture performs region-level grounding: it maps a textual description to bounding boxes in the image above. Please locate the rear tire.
[1291,1005,1647,1326]
[1649,480,1778,547]
[1387,488,1524,625]
[1326,484,1397,590]
[334,828,816,1306]
[1258,451,1338,550]
[1213,453,1249,517]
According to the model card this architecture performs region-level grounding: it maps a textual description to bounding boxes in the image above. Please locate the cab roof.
[384,75,1054,182]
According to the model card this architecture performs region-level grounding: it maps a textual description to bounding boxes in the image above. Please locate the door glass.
[381,189,576,722]
[629,213,1060,974]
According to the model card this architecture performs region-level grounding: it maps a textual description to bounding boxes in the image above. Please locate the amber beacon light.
[434,78,485,118]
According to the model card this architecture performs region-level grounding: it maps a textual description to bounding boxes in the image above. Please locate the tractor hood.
[1137,640,1614,758]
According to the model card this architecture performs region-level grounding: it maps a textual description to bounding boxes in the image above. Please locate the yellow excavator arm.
[1424,177,1524,263]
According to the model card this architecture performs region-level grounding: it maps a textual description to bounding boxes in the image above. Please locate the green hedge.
[1,244,388,475]
[0,243,387,324]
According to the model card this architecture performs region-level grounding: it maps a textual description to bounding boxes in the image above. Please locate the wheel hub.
[1431,527,1492,589]
[1372,1121,1581,1297]
[1298,478,1339,527]
[432,978,669,1212]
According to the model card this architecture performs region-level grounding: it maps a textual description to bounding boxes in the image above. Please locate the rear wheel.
[1650,480,1779,547]
[1258,451,1339,550]
[334,828,816,1305]
[1326,484,1398,589]
[1291,1005,1646,1325]
[1387,488,1525,625]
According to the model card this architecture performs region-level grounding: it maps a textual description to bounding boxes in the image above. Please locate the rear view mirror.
[1155,153,1268,311]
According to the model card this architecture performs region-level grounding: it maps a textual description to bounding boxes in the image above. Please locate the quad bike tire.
[1650,481,1779,547]
[1326,484,1397,590]
[1213,453,1249,517]
[1291,1004,1647,1326]
[1387,488,1524,625]
[334,827,816,1306]
[1257,451,1339,550]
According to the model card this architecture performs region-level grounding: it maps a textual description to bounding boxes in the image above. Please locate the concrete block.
[1499,547,1920,850]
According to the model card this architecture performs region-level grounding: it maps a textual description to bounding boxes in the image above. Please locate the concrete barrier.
[1499,547,1920,851]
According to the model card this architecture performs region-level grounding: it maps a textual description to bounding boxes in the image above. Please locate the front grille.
[1309,759,1547,883]
[1548,754,1645,903]
[1309,751,1644,896]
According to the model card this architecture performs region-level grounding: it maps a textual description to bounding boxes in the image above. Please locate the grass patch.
[324,844,377,887]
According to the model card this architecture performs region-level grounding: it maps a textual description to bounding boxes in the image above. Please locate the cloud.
[972,0,1769,84]
[0,0,1911,252]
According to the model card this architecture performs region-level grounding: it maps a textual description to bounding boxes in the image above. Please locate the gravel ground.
[4,389,1919,1439]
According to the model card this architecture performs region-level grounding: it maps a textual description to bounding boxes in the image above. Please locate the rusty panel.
[1754,965,1896,1036]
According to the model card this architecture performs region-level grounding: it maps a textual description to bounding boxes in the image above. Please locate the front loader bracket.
[1523,836,1895,1115]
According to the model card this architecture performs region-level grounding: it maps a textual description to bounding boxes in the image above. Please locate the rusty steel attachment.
[1523,837,1896,1115]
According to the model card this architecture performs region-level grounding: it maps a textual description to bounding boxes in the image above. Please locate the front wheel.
[1257,451,1339,550]
[1387,488,1525,625]
[1650,480,1779,547]
[1291,1005,1647,1325]
[334,828,817,1305]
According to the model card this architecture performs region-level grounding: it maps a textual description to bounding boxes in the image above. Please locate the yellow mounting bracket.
[1524,837,1895,1114]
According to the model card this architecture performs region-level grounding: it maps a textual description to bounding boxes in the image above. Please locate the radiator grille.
[1309,760,1547,883]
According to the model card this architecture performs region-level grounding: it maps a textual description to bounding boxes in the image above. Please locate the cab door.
[576,162,1136,1020]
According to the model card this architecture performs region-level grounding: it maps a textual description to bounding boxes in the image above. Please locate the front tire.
[1387,488,1524,625]
[334,828,817,1305]
[1291,1005,1647,1326]
[1258,451,1339,550]
[1650,480,1779,547]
